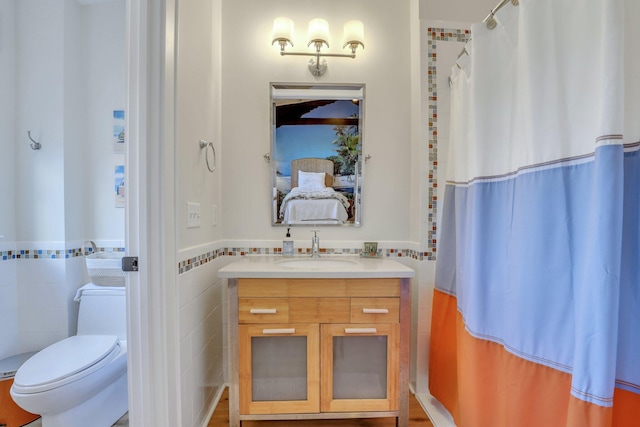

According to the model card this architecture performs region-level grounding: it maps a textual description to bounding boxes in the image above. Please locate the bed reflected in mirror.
[270,83,364,226]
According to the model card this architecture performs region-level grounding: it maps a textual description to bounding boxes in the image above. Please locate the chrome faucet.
[311,230,320,258]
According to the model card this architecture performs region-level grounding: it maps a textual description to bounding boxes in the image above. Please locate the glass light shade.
[308,18,330,46]
[272,17,294,45]
[343,20,364,48]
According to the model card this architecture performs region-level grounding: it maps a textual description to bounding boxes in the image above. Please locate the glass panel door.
[239,324,319,414]
[321,323,399,412]
[332,335,388,399]
[251,335,307,401]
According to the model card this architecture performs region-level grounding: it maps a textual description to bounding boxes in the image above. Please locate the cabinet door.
[239,323,319,414]
[320,323,399,412]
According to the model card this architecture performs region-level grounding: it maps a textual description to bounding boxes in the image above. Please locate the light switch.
[187,202,201,228]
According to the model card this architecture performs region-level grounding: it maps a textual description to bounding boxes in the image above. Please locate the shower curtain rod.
[449,0,518,85]
[483,0,518,28]
[453,0,518,64]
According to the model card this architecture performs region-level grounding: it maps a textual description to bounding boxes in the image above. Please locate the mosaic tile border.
[0,246,125,260]
[177,246,429,275]
[426,26,471,261]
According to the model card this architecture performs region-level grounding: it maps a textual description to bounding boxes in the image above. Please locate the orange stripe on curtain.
[429,289,638,427]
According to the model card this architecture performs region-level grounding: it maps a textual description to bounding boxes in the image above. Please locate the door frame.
[125,0,179,425]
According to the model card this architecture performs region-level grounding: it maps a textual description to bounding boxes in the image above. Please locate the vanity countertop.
[218,255,415,279]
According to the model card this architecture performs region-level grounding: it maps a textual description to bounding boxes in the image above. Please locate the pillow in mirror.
[298,171,326,191]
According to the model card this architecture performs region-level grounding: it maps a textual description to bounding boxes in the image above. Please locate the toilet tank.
[75,284,127,341]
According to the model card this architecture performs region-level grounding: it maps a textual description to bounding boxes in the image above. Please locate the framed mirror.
[270,83,364,226]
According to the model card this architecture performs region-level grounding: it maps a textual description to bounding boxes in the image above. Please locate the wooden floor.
[208,388,434,427]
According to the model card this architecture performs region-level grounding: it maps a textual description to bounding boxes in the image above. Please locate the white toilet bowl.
[10,284,128,427]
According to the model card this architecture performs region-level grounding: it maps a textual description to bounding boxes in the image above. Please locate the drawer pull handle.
[362,308,389,314]
[262,328,295,335]
[345,328,378,334]
[250,308,277,314]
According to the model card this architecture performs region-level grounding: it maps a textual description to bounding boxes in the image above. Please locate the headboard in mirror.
[270,83,364,226]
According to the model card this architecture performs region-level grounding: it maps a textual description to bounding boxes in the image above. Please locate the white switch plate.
[211,205,218,226]
[187,202,201,228]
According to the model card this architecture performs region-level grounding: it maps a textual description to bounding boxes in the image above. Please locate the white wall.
[16,0,66,242]
[220,0,413,243]
[12,0,126,245]
[12,0,125,246]
[0,0,18,360]
[0,0,16,243]
[176,0,222,250]
[0,0,125,360]
[175,0,225,426]
[82,0,127,243]
[420,0,497,21]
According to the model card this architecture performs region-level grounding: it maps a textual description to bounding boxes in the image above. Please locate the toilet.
[10,284,128,427]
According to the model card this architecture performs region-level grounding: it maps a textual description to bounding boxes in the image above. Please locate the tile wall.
[0,243,125,360]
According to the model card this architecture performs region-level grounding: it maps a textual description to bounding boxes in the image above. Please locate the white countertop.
[217,255,415,279]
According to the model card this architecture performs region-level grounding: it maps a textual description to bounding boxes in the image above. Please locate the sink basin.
[276,258,357,269]
[85,252,125,286]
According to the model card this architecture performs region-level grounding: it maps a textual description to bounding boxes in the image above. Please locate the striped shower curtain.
[429,0,639,426]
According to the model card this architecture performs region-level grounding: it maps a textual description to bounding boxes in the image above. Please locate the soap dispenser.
[283,228,294,257]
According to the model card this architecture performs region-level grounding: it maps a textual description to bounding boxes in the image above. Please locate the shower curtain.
[429,1,639,426]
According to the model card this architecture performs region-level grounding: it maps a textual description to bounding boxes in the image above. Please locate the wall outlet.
[187,202,201,228]
[211,205,218,226]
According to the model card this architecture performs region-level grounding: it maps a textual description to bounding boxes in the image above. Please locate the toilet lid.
[13,335,119,392]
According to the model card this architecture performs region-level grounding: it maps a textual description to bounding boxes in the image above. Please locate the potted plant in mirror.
[332,116,360,176]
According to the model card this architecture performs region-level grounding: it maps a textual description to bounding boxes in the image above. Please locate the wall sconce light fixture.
[272,17,365,77]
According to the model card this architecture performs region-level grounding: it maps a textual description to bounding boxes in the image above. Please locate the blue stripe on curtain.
[435,144,640,407]
[616,147,640,394]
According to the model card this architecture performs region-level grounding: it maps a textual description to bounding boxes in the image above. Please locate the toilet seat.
[12,335,121,394]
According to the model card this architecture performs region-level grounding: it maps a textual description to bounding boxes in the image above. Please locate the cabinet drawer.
[350,298,399,323]
[239,298,289,323]
[238,278,401,298]
[289,298,350,323]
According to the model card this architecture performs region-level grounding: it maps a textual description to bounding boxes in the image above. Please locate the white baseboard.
[411,384,457,427]
[201,383,227,427]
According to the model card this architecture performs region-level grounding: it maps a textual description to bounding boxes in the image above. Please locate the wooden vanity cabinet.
[228,277,410,426]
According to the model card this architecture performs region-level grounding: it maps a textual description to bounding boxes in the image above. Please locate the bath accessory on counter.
[310,230,320,258]
[199,139,216,172]
[282,228,294,257]
[359,252,382,258]
[85,252,125,286]
[27,131,41,151]
[363,241,378,257]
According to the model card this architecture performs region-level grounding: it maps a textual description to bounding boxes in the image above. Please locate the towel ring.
[199,139,216,172]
